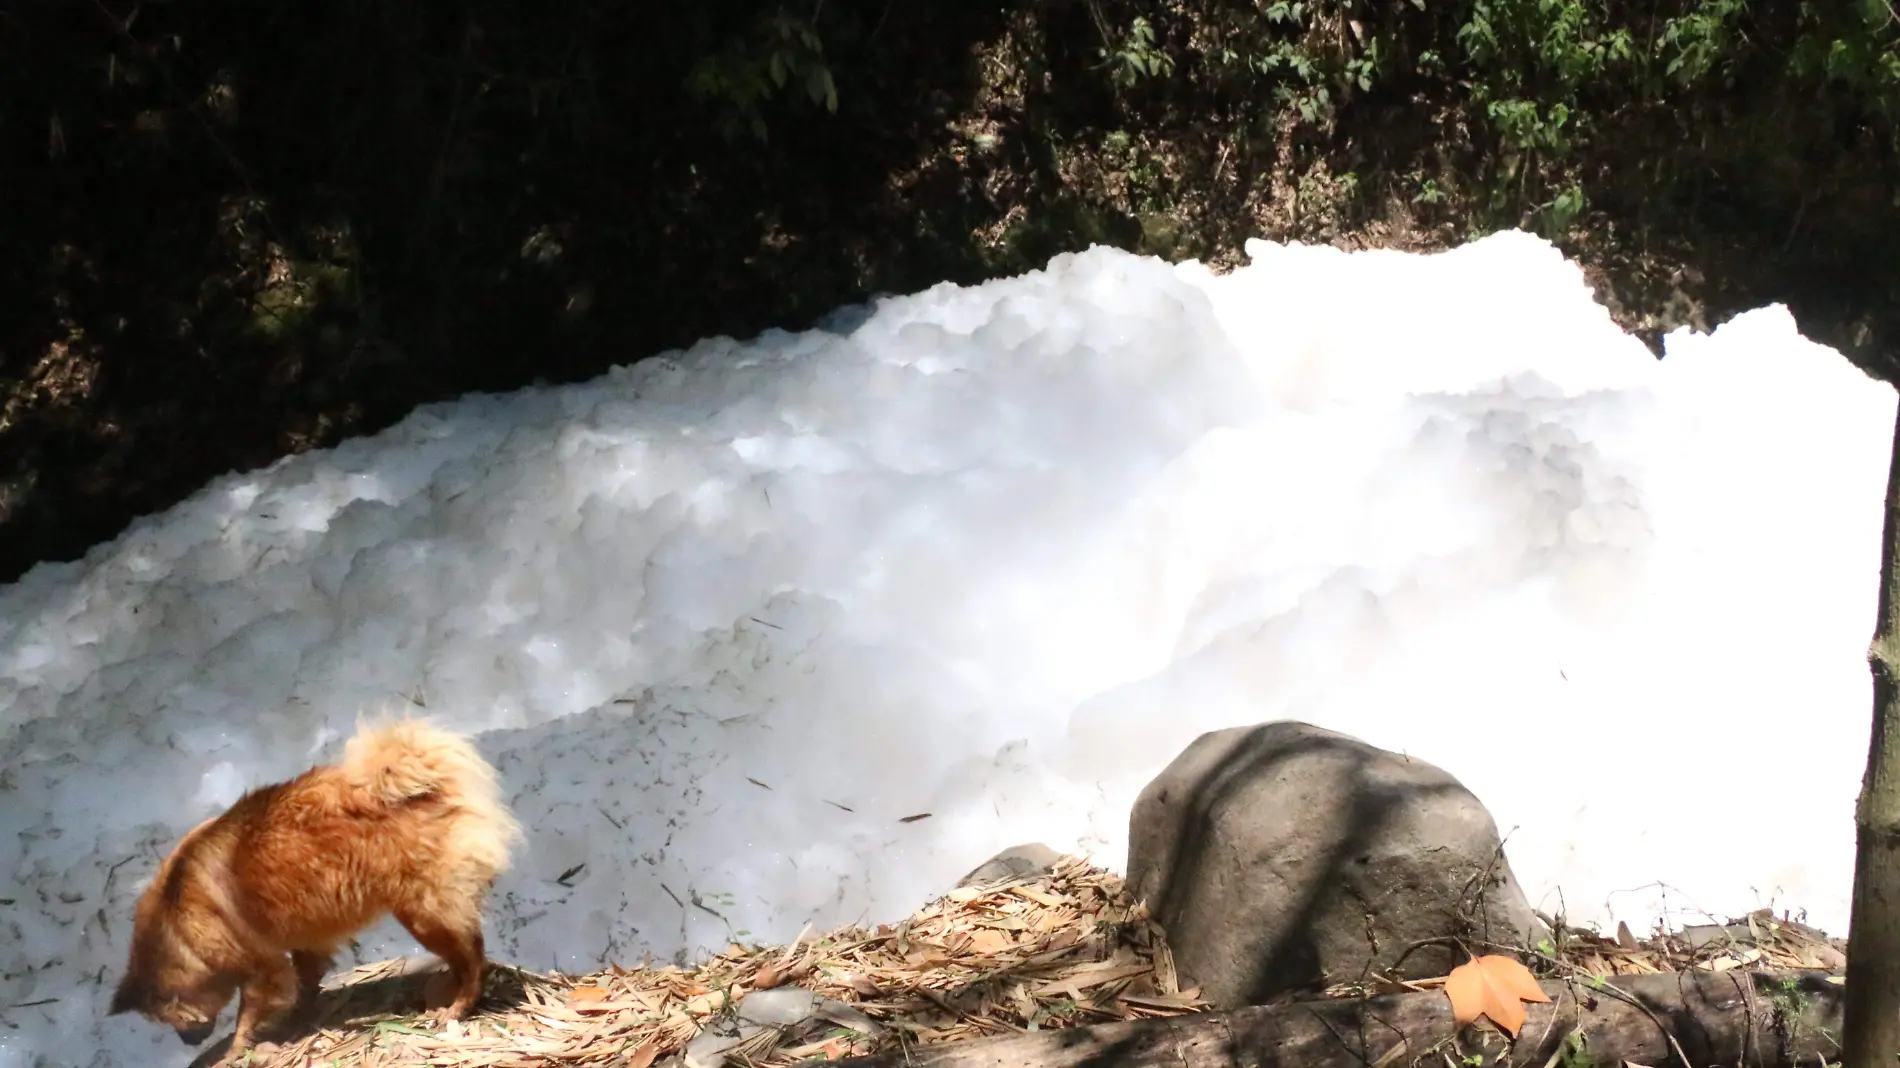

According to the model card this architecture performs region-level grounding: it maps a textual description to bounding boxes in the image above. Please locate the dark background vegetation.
[3,0,1897,584]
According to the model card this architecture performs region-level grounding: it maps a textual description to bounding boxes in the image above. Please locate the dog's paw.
[417,1004,469,1033]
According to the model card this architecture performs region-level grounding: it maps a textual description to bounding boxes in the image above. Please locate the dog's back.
[226,718,523,945]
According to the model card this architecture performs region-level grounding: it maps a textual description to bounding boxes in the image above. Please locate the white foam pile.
[0,231,1893,1067]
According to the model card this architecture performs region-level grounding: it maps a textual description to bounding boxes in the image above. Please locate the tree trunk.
[831,969,1845,1068]
[1844,399,1900,1066]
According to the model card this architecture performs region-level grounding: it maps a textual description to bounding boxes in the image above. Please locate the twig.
[1385,936,1468,976]
[781,924,813,965]
[1535,1033,1570,1068]
[1303,1001,1377,1068]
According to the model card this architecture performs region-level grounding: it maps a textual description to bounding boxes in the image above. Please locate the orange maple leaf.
[1443,954,1551,1037]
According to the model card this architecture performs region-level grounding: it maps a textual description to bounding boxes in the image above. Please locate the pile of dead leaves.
[1321,906,1848,1005]
[1550,909,1846,977]
[227,853,1848,1068]
[236,855,1206,1068]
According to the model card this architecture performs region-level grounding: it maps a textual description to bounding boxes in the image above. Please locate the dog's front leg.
[224,956,299,1063]
[290,949,333,1021]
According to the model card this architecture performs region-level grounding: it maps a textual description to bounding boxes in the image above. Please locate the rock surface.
[956,842,1065,888]
[683,983,886,1068]
[683,1016,768,1068]
[1126,720,1540,1007]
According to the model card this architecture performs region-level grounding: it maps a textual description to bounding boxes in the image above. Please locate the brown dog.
[109,718,523,1061]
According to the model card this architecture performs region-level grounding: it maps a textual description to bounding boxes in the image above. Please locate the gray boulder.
[956,842,1065,888]
[1126,720,1540,1007]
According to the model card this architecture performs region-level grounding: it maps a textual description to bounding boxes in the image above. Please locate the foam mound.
[1,231,1891,1067]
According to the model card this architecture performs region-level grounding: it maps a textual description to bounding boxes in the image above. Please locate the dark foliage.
[2,0,1898,584]
[0,0,1021,582]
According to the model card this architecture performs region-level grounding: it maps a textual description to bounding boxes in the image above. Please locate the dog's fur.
[109,718,522,1059]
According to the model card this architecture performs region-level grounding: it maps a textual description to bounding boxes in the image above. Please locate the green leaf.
[372,1021,436,1037]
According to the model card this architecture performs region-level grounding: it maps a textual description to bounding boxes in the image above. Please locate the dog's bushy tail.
[341,717,524,881]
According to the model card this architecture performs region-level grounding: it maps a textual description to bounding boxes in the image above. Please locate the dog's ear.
[109,975,146,1015]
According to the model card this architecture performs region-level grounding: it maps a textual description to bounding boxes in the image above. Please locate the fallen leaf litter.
[231,855,1848,1067]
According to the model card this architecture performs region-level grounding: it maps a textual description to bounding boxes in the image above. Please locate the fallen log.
[834,969,1844,1068]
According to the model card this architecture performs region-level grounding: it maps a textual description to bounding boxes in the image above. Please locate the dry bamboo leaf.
[1151,941,1178,996]
[1044,928,1081,952]
[1012,885,1064,907]
[1444,955,1551,1037]
[1119,992,1204,1010]
[967,929,1014,955]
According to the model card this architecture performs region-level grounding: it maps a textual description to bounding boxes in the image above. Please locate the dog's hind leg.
[393,896,488,1020]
